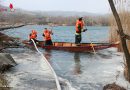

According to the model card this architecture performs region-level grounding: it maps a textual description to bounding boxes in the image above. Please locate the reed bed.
[109,0,130,52]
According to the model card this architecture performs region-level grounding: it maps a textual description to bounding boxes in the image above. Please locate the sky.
[2,0,110,14]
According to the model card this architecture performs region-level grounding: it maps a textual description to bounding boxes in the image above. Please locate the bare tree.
[108,0,130,82]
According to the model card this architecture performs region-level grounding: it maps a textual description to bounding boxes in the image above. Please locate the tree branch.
[124,34,130,40]
[117,30,130,40]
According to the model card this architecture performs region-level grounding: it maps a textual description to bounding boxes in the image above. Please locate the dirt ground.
[103,83,126,90]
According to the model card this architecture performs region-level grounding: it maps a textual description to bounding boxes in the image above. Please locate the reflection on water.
[39,48,123,90]
[73,53,82,75]
[43,50,83,75]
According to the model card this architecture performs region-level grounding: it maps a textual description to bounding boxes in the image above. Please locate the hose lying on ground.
[31,39,61,90]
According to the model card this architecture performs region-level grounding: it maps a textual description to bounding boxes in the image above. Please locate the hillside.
[0,5,109,26]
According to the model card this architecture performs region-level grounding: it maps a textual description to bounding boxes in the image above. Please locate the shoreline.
[0,31,19,89]
[0,24,25,31]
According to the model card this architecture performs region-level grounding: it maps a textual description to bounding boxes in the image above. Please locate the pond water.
[2,25,127,90]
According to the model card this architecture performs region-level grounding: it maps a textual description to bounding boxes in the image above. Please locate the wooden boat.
[23,40,119,52]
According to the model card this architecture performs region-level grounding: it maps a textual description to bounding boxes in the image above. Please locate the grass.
[0,74,9,90]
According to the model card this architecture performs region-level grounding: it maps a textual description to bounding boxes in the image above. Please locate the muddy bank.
[0,32,20,71]
[0,74,9,88]
[0,53,17,89]
[103,83,126,90]
[0,32,20,89]
[0,53,17,72]
[0,32,22,52]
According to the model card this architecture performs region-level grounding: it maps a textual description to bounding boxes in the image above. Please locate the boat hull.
[42,44,117,52]
[23,40,119,52]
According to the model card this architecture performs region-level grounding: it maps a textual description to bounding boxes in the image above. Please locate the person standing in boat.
[75,17,87,45]
[29,30,39,43]
[43,28,53,46]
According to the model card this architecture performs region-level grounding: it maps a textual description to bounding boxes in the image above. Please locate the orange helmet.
[32,30,37,34]
[44,28,48,33]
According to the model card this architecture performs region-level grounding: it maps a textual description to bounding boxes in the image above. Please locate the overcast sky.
[3,0,110,14]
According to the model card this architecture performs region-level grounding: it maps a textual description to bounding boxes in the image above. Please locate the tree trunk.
[108,0,130,81]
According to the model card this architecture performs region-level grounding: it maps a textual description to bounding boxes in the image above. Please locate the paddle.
[87,31,96,54]
[49,25,54,35]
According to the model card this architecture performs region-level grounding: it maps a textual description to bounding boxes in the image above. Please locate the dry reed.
[109,0,130,52]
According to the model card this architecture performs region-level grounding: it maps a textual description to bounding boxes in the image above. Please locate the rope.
[31,39,61,90]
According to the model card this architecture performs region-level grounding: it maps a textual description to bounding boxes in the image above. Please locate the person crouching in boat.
[75,17,87,45]
[29,30,39,44]
[43,28,53,46]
